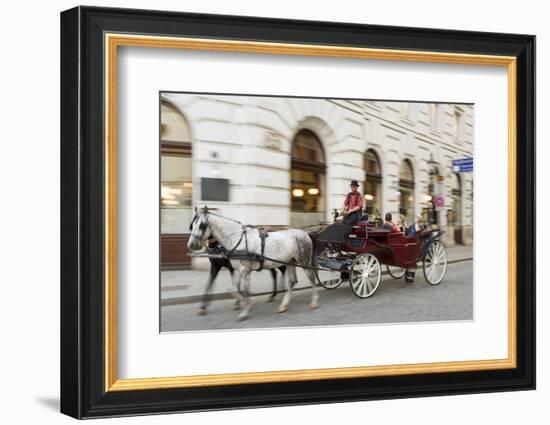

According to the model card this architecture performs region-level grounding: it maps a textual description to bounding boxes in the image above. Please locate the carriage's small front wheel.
[386,265,406,279]
[318,271,344,289]
[317,250,345,289]
[423,240,447,285]
[350,254,381,298]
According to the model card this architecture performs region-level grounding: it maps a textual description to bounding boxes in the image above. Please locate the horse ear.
[202,205,209,214]
[194,206,198,213]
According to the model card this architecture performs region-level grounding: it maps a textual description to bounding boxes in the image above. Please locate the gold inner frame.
[104,33,517,392]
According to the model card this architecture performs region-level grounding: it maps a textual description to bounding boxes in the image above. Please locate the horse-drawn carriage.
[314,217,448,299]
[187,207,447,320]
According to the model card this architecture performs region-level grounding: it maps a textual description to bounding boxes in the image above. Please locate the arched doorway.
[290,129,326,228]
[363,149,382,218]
[160,100,192,269]
[399,159,415,224]
[451,173,463,244]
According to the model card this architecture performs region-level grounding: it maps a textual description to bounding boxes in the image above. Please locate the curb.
[161,257,473,307]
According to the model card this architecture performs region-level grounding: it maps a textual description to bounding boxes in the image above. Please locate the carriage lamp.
[365,194,374,201]
[292,189,304,197]
[307,188,320,195]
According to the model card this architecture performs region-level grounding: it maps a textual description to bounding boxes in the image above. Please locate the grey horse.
[187,209,319,321]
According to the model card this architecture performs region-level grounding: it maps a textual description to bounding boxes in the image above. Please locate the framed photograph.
[60,6,535,419]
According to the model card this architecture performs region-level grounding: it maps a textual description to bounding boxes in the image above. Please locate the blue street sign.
[452,157,473,172]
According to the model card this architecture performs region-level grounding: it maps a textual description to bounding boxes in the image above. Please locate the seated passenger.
[382,212,400,233]
[396,214,407,233]
[407,214,426,237]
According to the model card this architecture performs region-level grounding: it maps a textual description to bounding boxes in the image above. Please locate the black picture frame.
[60,5,535,419]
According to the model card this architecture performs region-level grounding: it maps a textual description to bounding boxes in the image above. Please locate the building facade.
[160,93,474,269]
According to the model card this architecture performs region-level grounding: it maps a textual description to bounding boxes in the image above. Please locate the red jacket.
[344,191,364,210]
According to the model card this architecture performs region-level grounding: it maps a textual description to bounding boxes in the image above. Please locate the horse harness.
[224,225,270,272]
[195,211,320,274]
[192,212,324,284]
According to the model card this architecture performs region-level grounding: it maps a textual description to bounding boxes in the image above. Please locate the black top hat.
[350,180,360,187]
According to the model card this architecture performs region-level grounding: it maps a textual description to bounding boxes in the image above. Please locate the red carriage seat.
[351,220,369,238]
[387,232,405,242]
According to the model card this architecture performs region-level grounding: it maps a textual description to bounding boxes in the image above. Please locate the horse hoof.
[309,302,319,310]
[237,311,249,321]
[267,296,276,303]
[197,308,207,316]
[277,306,287,314]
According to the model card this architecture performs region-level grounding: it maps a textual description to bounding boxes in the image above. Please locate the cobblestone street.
[161,260,473,332]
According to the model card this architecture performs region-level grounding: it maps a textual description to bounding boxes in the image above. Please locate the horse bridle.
[189,210,249,257]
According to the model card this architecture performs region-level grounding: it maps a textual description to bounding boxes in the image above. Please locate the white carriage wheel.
[350,253,381,299]
[386,265,406,279]
[318,273,344,289]
[317,249,345,289]
[422,240,447,285]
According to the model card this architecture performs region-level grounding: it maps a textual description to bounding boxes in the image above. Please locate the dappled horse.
[188,209,319,321]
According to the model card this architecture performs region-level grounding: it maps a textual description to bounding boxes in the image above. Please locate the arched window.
[161,102,191,144]
[399,159,415,224]
[363,149,382,217]
[290,129,326,228]
[160,100,192,268]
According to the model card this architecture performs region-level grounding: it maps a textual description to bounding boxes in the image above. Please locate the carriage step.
[321,258,347,271]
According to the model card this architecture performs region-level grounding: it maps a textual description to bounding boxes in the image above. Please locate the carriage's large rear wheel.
[350,253,381,298]
[423,240,447,285]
